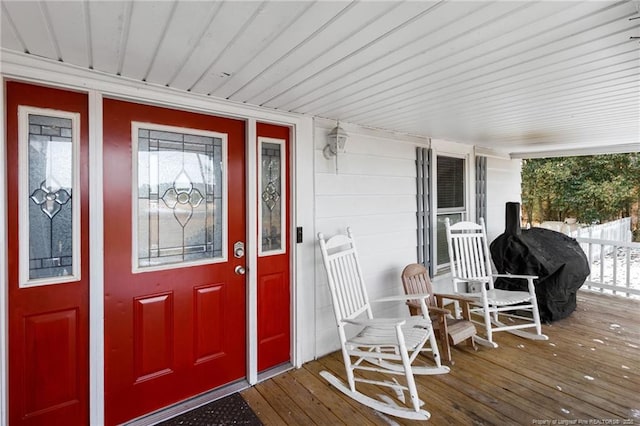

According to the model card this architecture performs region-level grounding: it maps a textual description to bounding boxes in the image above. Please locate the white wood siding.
[485,156,522,242]
[312,126,524,357]
[313,119,428,357]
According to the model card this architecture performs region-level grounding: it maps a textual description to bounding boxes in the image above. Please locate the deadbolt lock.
[234,241,245,258]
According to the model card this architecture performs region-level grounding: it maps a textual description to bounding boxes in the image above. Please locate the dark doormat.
[158,393,263,426]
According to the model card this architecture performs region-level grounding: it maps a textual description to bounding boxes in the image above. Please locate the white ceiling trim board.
[196,2,266,94]
[511,143,640,159]
[241,1,359,104]
[141,0,179,82]
[259,1,403,109]
[165,2,223,87]
[261,1,448,108]
[209,2,310,97]
[115,1,133,76]
[82,1,93,69]
[0,49,306,127]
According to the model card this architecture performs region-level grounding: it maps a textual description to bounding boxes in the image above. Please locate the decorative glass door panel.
[19,108,80,286]
[259,137,286,256]
[134,124,227,271]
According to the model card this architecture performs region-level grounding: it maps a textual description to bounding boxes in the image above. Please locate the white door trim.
[88,90,105,425]
[246,118,259,385]
[0,74,9,426]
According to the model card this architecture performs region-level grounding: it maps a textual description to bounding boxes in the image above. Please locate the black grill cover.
[489,202,590,322]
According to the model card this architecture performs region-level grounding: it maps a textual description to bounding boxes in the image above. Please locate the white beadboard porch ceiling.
[1,0,639,157]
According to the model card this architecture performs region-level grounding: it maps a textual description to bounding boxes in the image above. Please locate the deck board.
[242,291,640,424]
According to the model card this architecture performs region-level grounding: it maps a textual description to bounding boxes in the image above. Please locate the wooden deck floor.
[242,291,640,425]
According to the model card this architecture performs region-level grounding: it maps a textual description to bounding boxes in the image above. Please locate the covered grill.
[489,202,590,322]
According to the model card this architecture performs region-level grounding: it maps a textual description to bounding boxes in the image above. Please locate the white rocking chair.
[444,218,548,348]
[318,228,449,420]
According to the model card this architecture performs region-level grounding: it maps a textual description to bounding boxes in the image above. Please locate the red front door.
[6,81,90,425]
[103,99,246,425]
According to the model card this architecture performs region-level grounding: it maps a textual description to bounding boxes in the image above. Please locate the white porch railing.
[538,217,638,298]
[540,218,632,253]
[576,237,640,299]
[570,217,632,258]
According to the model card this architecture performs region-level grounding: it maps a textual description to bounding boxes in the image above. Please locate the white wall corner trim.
[430,138,475,155]
[0,71,9,426]
[294,117,316,367]
[474,145,512,160]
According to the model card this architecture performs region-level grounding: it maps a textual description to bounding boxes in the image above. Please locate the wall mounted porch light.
[323,121,348,160]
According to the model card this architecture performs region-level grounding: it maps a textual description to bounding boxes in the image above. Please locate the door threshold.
[125,379,250,426]
[257,362,294,383]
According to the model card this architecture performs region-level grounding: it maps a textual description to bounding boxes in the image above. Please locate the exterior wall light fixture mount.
[323,121,348,159]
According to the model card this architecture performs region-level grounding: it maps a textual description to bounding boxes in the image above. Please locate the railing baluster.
[612,245,618,296]
[599,246,605,293]
[626,246,631,298]
[575,236,639,299]
[587,243,593,290]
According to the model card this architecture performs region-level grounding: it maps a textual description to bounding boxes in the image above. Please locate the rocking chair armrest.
[423,306,450,317]
[492,273,539,280]
[373,293,431,304]
[492,273,539,294]
[452,276,492,289]
[434,293,477,304]
[453,276,491,284]
[433,294,476,320]
[342,318,407,328]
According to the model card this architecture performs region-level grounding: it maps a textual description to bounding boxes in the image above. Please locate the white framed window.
[258,136,286,256]
[435,154,467,269]
[18,106,81,287]
[132,122,228,273]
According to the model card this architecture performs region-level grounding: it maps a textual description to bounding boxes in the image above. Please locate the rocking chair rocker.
[318,228,449,420]
[444,218,548,348]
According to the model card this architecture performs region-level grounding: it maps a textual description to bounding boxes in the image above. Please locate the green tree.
[521,153,640,234]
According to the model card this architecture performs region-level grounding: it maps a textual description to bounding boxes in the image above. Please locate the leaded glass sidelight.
[134,124,227,271]
[259,138,286,255]
[19,107,81,287]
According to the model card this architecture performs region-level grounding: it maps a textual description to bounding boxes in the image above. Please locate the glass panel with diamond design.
[27,114,76,280]
[260,141,284,253]
[136,126,224,269]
